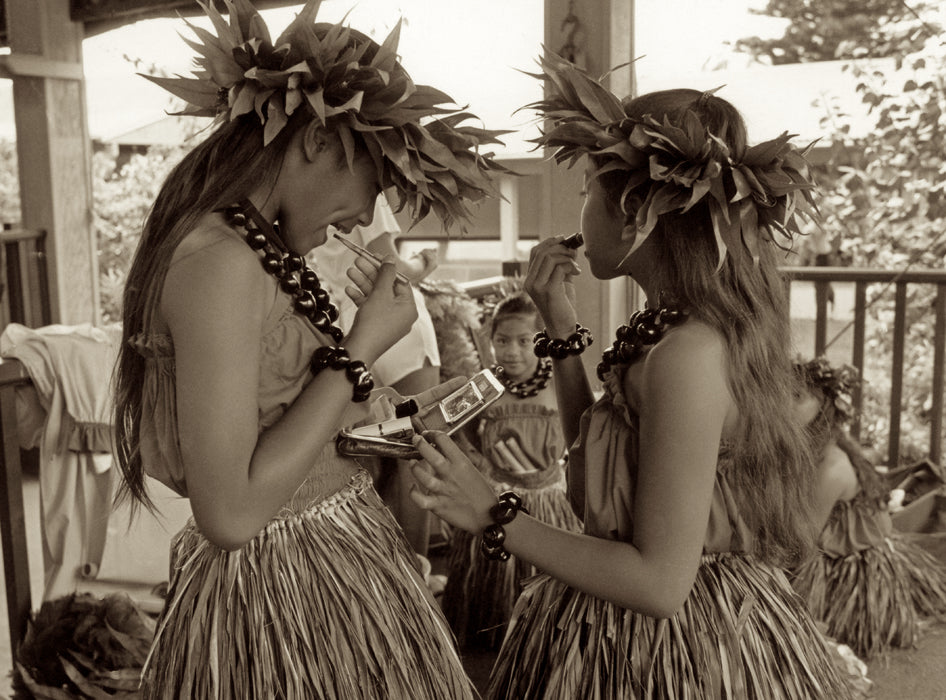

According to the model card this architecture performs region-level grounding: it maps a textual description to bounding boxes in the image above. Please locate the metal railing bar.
[888,283,908,467]
[814,279,829,356]
[852,281,867,441]
[784,267,946,284]
[931,284,946,464]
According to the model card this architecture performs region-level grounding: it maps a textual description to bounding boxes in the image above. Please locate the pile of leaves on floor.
[12,591,155,699]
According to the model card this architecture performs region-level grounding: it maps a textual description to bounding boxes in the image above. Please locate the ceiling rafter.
[0,1,303,46]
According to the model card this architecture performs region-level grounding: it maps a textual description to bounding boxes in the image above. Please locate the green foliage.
[738,1,946,465]
[808,41,946,464]
[0,137,186,324]
[0,139,20,223]
[736,0,941,64]
[93,143,187,322]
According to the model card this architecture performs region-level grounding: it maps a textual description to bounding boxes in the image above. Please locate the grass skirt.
[791,533,946,659]
[441,477,582,650]
[487,552,855,699]
[140,470,475,699]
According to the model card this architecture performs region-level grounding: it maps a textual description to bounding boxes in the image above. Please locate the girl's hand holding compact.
[410,431,497,535]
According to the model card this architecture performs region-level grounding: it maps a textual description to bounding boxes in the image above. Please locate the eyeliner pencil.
[333,233,412,284]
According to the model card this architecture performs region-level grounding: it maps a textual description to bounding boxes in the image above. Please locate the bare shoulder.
[644,318,728,381]
[634,317,735,418]
[819,440,860,501]
[162,215,273,327]
[170,216,258,273]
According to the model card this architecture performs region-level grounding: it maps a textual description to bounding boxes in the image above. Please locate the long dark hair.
[114,21,397,512]
[596,89,818,566]
[113,111,306,510]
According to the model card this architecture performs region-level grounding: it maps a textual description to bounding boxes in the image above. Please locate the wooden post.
[602,0,641,328]
[5,0,100,325]
[544,0,635,383]
[0,359,34,656]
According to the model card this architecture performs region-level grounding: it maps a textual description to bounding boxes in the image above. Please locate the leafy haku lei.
[795,356,860,423]
[143,0,512,231]
[522,50,820,268]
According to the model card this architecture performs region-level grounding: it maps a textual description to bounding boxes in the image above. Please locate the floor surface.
[4,476,946,698]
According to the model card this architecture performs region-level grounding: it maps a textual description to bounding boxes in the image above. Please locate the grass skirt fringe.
[141,470,475,700]
[441,478,582,650]
[487,552,856,700]
[791,534,946,659]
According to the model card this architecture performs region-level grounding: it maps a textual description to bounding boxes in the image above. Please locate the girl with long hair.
[112,1,504,696]
[409,52,856,698]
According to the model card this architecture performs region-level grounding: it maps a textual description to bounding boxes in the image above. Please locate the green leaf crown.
[143,0,511,231]
[523,51,820,267]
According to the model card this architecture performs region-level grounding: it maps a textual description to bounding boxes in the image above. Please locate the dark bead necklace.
[221,199,374,402]
[596,306,688,381]
[493,357,553,399]
[222,200,345,345]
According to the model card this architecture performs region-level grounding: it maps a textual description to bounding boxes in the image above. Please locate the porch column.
[544,0,636,382]
[4,0,99,325]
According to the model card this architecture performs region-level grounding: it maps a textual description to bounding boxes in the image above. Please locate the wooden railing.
[784,267,946,469]
[0,225,52,329]
[461,267,946,469]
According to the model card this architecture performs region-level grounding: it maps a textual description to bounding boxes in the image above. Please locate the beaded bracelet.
[481,491,529,561]
[533,324,594,359]
[310,345,375,402]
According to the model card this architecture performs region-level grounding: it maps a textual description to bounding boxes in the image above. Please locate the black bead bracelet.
[310,345,374,402]
[481,491,529,561]
[533,324,594,359]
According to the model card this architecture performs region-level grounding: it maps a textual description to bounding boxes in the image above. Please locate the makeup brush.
[333,233,412,284]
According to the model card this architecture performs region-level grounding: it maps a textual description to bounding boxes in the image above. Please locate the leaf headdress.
[795,356,860,424]
[523,51,820,268]
[144,0,510,230]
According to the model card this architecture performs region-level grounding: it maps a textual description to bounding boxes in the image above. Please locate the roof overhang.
[0,0,304,46]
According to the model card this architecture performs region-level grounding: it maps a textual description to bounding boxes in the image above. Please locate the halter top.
[131,295,372,512]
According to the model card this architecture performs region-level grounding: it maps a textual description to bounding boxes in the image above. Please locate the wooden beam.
[72,0,305,38]
[0,359,34,656]
[70,0,198,22]
[0,1,304,46]
[0,53,84,81]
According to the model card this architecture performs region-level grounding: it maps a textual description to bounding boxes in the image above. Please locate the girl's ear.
[301,120,330,162]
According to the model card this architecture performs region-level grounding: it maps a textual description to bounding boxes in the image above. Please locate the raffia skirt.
[140,470,475,700]
[791,533,946,659]
[487,552,856,700]
[442,468,582,650]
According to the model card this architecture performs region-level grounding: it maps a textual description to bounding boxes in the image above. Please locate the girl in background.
[441,292,582,650]
[793,356,946,659]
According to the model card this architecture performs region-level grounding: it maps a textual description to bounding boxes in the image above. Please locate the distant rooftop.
[105,115,213,147]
